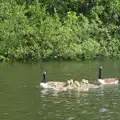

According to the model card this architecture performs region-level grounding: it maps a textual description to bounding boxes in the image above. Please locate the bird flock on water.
[40,66,120,92]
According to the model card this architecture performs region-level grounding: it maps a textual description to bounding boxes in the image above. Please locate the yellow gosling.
[70,79,74,84]
[74,81,80,87]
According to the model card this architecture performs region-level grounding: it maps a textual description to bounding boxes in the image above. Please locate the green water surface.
[0,59,120,120]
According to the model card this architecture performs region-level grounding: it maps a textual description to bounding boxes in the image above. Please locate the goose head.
[82,79,86,84]
[85,80,89,84]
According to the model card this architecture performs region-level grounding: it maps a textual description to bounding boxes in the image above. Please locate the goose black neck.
[98,67,102,79]
[42,72,46,83]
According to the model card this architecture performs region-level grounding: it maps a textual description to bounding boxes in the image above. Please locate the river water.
[0,59,120,120]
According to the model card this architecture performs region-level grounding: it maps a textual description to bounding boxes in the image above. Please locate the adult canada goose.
[98,66,120,85]
[40,71,66,89]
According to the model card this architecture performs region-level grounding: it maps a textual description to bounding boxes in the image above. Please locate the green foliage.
[0,0,120,61]
[82,39,100,59]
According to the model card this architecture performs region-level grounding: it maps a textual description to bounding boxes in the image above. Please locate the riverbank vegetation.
[0,0,120,61]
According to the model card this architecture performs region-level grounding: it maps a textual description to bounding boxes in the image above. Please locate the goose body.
[40,81,66,89]
[88,83,100,89]
[98,66,119,85]
[98,78,119,85]
[40,71,66,90]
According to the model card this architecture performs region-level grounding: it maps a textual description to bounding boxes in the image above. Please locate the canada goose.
[67,79,73,86]
[74,81,80,87]
[67,79,89,91]
[74,80,88,91]
[80,79,88,87]
[40,71,66,89]
[66,79,76,90]
[67,79,99,92]
[66,80,84,91]
[80,79,99,90]
[78,79,88,91]
[98,66,120,85]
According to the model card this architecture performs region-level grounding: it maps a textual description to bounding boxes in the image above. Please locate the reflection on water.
[40,88,90,98]
[39,84,120,120]
[40,87,103,98]
[99,107,108,113]
[0,60,120,120]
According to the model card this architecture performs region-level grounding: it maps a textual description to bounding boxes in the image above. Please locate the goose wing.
[103,78,118,83]
[54,82,66,88]
[47,81,66,88]
[88,84,99,89]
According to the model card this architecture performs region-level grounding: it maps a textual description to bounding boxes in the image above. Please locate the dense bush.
[0,0,120,61]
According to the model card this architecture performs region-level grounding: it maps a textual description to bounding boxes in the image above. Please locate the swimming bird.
[85,80,100,89]
[98,66,120,85]
[66,79,76,90]
[40,71,66,89]
[77,79,99,91]
[74,79,89,92]
[74,81,80,87]
[67,79,99,92]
